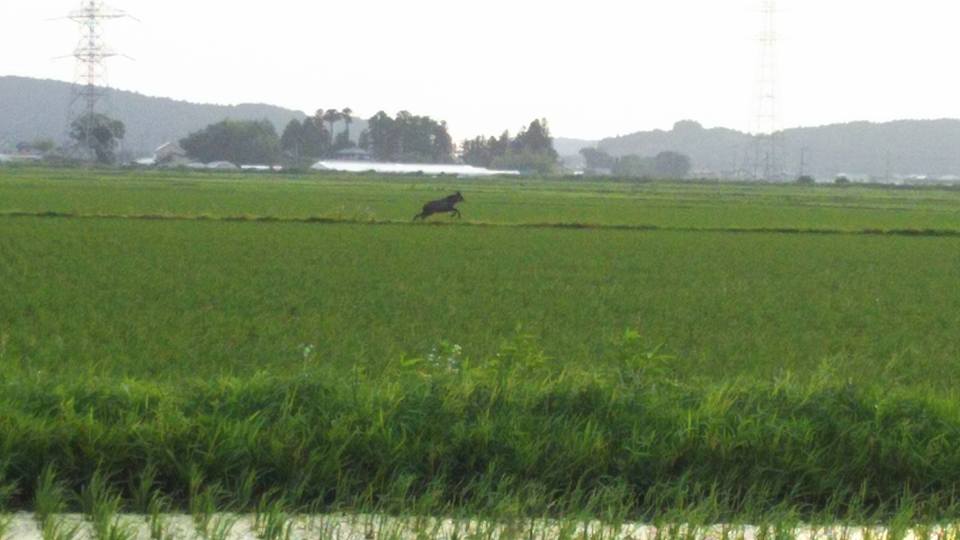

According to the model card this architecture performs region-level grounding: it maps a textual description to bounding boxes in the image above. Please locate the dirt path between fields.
[3,210,960,239]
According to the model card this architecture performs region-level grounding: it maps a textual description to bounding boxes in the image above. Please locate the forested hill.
[0,76,311,157]
[599,119,960,178]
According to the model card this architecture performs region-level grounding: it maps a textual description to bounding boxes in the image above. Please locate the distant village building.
[139,142,196,168]
[835,173,870,183]
[154,142,187,164]
[11,141,46,160]
[16,142,36,154]
[334,147,372,161]
[691,168,721,179]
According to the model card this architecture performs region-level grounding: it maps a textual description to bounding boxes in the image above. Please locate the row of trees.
[361,111,454,163]
[182,114,560,171]
[279,108,354,159]
[580,147,692,179]
[4,113,128,165]
[183,108,361,165]
[461,119,559,174]
[69,113,126,164]
[58,109,557,172]
[56,111,673,180]
[185,114,562,169]
[278,109,455,163]
[181,119,280,165]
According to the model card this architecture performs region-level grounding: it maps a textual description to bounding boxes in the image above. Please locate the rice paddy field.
[3,166,960,536]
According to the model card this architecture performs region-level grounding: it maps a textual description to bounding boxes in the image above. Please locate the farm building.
[334,147,372,161]
[0,153,41,163]
[155,142,187,163]
[206,161,239,170]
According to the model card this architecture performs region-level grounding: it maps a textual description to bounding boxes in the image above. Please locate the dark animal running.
[413,192,465,220]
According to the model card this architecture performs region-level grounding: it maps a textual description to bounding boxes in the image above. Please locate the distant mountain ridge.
[0,76,363,157]
[599,119,960,179]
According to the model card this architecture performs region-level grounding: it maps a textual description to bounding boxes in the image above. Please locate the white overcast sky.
[2,1,958,141]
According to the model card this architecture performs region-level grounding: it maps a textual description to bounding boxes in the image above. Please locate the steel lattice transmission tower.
[753,0,784,180]
[65,0,133,155]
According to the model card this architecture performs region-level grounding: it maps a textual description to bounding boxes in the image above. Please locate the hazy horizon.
[3,1,960,141]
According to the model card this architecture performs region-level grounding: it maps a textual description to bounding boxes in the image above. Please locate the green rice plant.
[144,491,171,540]
[33,465,66,528]
[0,514,10,540]
[0,365,957,522]
[362,514,394,540]
[206,515,238,540]
[189,479,225,539]
[772,520,799,540]
[78,470,136,540]
[0,472,15,538]
[253,496,292,540]
[40,517,81,540]
[129,463,159,514]
[33,467,81,540]
[887,499,916,540]
[229,468,258,512]
[714,523,740,540]
[914,523,936,540]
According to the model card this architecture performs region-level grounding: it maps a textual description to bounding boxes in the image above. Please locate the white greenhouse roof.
[312,160,519,177]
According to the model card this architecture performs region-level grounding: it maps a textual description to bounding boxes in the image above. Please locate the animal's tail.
[412,213,423,221]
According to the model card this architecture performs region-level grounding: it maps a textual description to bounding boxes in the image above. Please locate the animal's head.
[453,191,464,202]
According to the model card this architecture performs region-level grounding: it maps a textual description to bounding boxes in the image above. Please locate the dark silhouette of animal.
[413,192,465,220]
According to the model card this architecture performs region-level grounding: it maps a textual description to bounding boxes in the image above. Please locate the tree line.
[279,109,454,163]
[179,111,562,173]
[460,119,559,174]
[360,111,453,163]
[177,108,457,166]
[279,108,351,160]
[580,147,692,179]
[56,109,561,174]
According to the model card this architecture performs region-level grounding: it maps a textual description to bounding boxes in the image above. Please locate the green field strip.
[6,169,960,520]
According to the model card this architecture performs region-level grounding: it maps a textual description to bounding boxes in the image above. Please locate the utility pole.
[753,0,783,181]
[62,1,134,158]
